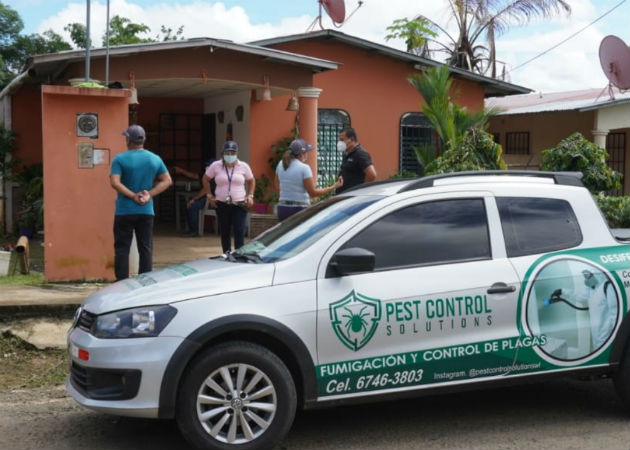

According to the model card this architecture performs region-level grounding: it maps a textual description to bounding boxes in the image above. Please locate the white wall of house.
[595,103,630,131]
[204,91,251,163]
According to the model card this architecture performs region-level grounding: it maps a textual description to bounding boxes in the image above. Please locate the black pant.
[216,202,247,253]
[113,214,154,281]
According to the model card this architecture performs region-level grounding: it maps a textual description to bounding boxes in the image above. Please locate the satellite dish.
[307,0,363,32]
[321,0,346,24]
[599,35,630,90]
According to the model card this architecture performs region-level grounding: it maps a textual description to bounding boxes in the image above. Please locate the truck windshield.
[231,196,380,263]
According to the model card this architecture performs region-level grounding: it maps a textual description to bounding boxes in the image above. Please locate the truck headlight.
[93,305,177,338]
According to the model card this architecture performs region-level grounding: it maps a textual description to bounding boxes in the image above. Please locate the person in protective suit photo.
[545,269,618,351]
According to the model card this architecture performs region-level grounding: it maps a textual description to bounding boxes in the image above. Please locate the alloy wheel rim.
[196,363,277,444]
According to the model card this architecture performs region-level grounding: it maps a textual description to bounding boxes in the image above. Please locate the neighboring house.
[0,30,528,280]
[253,30,530,182]
[487,87,630,195]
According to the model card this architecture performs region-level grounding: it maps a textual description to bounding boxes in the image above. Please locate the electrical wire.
[505,0,628,75]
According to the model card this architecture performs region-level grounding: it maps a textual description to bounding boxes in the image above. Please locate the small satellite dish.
[599,35,630,90]
[307,0,363,32]
[321,0,346,24]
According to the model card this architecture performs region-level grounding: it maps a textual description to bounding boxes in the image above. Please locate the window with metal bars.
[606,131,627,196]
[317,109,350,187]
[400,113,441,176]
[505,132,530,155]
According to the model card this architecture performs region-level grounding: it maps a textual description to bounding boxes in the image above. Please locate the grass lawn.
[0,331,67,389]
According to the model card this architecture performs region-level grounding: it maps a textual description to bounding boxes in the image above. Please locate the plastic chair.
[198,199,218,236]
[198,200,251,237]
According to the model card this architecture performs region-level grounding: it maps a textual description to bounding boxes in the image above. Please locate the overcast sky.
[5,0,629,93]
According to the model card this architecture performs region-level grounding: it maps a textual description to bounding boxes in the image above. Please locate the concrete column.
[592,129,609,149]
[297,87,322,180]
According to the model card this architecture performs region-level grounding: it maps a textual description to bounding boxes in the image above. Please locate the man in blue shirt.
[110,124,172,280]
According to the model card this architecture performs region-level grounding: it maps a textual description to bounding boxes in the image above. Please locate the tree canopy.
[65,15,184,49]
[0,2,70,88]
[0,1,184,89]
[394,0,571,79]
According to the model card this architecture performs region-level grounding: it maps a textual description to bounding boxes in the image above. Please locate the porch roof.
[1,37,339,99]
[24,37,338,75]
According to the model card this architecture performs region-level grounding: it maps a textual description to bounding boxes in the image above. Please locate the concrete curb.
[0,303,79,320]
[0,284,103,319]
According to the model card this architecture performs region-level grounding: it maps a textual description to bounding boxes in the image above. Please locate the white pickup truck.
[67,171,630,450]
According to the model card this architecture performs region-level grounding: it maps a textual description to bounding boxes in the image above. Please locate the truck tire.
[613,342,629,416]
[176,341,297,450]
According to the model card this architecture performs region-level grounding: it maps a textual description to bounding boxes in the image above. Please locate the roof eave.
[251,30,532,97]
[578,98,630,112]
[26,37,339,75]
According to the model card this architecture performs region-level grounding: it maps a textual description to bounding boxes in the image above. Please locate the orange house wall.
[270,40,485,178]
[12,85,44,165]
[249,93,296,177]
[42,86,130,281]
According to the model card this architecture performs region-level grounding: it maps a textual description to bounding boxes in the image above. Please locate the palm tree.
[409,65,506,173]
[409,65,495,150]
[414,0,571,78]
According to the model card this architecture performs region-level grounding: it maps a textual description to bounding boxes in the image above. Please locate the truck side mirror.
[327,247,375,277]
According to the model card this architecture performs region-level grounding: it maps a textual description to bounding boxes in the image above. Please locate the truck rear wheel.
[613,342,630,415]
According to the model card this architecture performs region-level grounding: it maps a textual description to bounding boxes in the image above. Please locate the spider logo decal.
[329,290,382,351]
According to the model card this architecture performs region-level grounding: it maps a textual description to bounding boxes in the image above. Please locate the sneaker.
[183,231,198,237]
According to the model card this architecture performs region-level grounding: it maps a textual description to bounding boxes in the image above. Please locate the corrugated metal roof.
[486,87,630,115]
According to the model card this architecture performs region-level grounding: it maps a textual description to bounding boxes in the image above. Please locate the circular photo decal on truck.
[523,257,620,364]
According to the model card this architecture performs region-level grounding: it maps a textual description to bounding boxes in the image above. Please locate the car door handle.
[487,282,516,294]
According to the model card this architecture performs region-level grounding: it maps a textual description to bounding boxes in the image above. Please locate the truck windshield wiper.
[226,252,262,263]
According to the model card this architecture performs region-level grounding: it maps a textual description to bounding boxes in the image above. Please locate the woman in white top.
[275,139,342,220]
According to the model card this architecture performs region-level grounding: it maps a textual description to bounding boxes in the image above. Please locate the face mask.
[337,141,347,152]
[223,154,237,164]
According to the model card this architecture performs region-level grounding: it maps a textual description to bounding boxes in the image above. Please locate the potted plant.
[253,174,277,214]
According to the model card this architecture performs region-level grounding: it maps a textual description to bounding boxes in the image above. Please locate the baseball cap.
[122,124,146,142]
[289,138,313,156]
[223,140,239,152]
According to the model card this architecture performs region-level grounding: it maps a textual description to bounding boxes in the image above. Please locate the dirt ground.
[0,329,628,450]
[1,377,629,450]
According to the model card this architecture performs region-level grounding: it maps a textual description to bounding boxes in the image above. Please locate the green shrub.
[427,129,506,175]
[595,193,630,228]
[540,132,621,194]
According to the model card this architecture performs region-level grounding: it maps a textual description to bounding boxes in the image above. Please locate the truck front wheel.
[176,341,297,450]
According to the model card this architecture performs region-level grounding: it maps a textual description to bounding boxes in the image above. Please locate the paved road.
[1,378,628,450]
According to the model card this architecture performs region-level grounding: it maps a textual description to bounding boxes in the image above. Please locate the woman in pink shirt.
[202,140,255,252]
